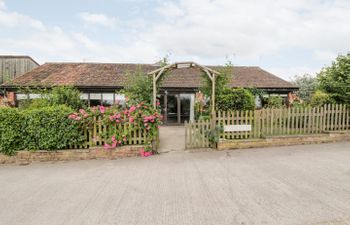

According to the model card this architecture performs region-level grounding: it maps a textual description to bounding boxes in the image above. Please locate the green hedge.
[0,105,85,155]
[216,88,255,111]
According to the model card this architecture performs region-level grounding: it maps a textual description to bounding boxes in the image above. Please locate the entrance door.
[160,93,195,124]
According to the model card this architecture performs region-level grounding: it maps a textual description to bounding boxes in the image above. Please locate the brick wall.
[0,145,144,165]
[217,131,350,150]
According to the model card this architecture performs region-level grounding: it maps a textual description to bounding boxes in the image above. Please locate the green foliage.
[216,88,255,111]
[0,105,84,155]
[18,86,85,110]
[0,108,25,155]
[70,103,162,152]
[317,53,350,105]
[48,86,85,110]
[119,67,155,105]
[206,125,223,145]
[310,90,335,107]
[264,96,284,108]
[292,74,318,103]
[23,106,84,151]
[21,98,50,109]
[200,61,231,98]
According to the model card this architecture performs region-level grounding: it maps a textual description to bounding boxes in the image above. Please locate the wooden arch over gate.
[147,62,220,115]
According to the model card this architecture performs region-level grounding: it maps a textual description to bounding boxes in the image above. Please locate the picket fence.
[184,119,211,149]
[185,104,350,149]
[71,116,150,149]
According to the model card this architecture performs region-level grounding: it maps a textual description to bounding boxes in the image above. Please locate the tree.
[317,53,350,105]
[310,90,335,107]
[49,86,85,110]
[200,61,231,98]
[292,74,318,103]
[120,67,153,105]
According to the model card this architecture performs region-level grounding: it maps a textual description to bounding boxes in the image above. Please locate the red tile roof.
[2,63,296,89]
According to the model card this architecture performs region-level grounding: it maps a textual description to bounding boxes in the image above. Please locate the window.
[115,94,125,106]
[102,93,114,106]
[89,93,102,106]
[16,94,28,100]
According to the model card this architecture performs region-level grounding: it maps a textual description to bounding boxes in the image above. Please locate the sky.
[0,0,350,81]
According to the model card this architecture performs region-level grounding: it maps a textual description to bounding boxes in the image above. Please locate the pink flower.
[156,101,160,106]
[111,136,116,142]
[76,116,81,121]
[129,117,134,123]
[129,106,137,113]
[99,105,105,114]
[116,119,120,123]
[79,109,86,114]
[68,114,76,119]
[111,142,117,148]
[118,140,122,144]
[123,137,127,142]
[104,143,111,149]
[109,115,115,121]
[144,152,152,157]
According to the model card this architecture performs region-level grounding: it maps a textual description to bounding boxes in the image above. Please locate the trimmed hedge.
[216,88,255,111]
[0,105,85,156]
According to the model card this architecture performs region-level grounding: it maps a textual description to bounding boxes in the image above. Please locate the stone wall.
[0,145,143,165]
[217,131,350,150]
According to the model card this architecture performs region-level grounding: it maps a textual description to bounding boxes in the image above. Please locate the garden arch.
[148,62,220,116]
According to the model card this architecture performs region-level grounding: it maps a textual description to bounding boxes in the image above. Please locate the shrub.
[22,105,84,151]
[0,108,25,155]
[310,90,335,107]
[216,88,255,111]
[69,102,162,152]
[0,105,84,155]
[18,86,85,110]
[264,96,284,108]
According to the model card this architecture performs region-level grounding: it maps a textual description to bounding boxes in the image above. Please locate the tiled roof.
[2,63,297,89]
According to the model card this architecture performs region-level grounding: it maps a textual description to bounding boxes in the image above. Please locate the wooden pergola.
[148,61,220,118]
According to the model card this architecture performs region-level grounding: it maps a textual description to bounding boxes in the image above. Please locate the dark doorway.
[160,93,193,125]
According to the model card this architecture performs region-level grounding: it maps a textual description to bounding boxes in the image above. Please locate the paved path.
[158,126,185,152]
[1,142,350,225]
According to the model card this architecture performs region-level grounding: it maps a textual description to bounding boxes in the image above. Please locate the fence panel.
[185,120,211,149]
[75,116,151,149]
[216,104,349,140]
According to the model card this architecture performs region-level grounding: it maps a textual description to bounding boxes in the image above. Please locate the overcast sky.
[0,0,349,80]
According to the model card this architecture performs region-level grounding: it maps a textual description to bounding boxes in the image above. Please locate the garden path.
[158,126,185,152]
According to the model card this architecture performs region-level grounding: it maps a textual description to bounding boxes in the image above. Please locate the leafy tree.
[48,86,85,110]
[200,61,231,98]
[119,67,155,105]
[120,61,168,105]
[310,90,335,107]
[292,74,318,103]
[317,53,350,105]
[216,88,255,111]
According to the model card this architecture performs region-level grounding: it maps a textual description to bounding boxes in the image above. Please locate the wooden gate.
[184,120,211,149]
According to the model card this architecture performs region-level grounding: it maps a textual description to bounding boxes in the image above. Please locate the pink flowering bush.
[69,102,162,152]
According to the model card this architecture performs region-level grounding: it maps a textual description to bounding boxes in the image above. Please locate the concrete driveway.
[1,142,350,225]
